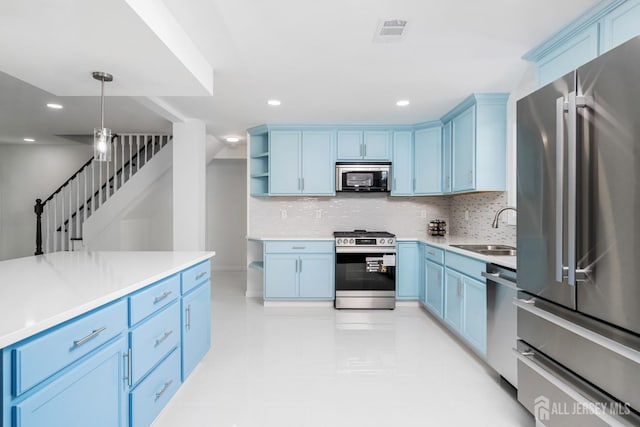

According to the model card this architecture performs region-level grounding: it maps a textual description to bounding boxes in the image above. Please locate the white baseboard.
[263,300,334,308]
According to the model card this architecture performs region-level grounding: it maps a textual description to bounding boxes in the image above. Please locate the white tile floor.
[154,271,534,427]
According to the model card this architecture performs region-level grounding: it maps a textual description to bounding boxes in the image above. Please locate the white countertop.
[247,236,333,241]
[0,251,214,348]
[397,236,516,270]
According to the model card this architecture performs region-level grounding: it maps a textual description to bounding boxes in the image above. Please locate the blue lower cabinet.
[425,259,444,318]
[263,243,334,300]
[462,276,487,355]
[444,268,464,331]
[130,349,181,427]
[181,282,212,380]
[397,242,420,299]
[11,336,129,427]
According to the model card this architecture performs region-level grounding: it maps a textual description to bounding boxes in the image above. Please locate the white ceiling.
[0,0,600,145]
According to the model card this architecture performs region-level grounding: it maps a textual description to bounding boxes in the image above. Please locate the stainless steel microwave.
[336,162,391,192]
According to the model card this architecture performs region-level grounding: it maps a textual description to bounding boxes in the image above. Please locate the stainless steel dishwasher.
[482,264,518,387]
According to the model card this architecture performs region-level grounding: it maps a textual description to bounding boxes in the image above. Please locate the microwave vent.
[373,19,408,42]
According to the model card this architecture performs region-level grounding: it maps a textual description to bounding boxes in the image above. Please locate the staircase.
[34,134,172,254]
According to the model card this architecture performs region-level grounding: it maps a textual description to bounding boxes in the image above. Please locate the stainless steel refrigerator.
[516,36,640,426]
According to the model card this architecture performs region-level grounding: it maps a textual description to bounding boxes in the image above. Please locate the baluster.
[129,135,133,179]
[76,174,80,239]
[84,168,88,222]
[105,143,111,201]
[121,136,125,185]
[152,134,156,156]
[53,195,58,252]
[136,135,140,174]
[46,203,51,253]
[34,199,43,255]
[67,184,72,249]
[113,137,117,192]
[98,158,103,209]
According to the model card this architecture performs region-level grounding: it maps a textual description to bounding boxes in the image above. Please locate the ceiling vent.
[373,19,408,43]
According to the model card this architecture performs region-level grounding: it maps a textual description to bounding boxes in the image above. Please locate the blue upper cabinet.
[442,121,452,194]
[337,130,390,161]
[414,125,442,195]
[391,131,413,195]
[442,94,508,194]
[525,0,640,88]
[269,129,335,196]
[536,24,599,88]
[600,0,640,53]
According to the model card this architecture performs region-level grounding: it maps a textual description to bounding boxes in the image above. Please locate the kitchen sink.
[450,244,517,256]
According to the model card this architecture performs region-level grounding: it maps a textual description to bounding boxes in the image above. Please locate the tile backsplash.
[249,194,450,238]
[449,192,516,245]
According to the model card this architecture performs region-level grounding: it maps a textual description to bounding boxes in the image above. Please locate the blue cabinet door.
[451,105,476,193]
[337,131,363,159]
[414,127,442,194]
[600,0,640,53]
[270,131,301,194]
[301,131,335,195]
[397,242,419,299]
[363,131,390,160]
[462,276,486,356]
[442,121,452,194]
[444,268,463,332]
[298,254,334,299]
[12,336,128,427]
[181,282,211,380]
[391,131,413,195]
[536,23,599,87]
[264,254,298,298]
[425,260,444,318]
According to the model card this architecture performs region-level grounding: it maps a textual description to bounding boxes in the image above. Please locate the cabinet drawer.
[130,348,181,427]
[264,240,334,254]
[445,251,486,281]
[181,260,211,294]
[130,302,180,385]
[129,275,180,326]
[424,245,444,264]
[12,299,127,396]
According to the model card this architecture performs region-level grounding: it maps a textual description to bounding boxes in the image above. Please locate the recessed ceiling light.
[396,100,410,107]
[46,103,63,109]
[23,138,36,142]
[225,137,240,143]
[267,99,281,106]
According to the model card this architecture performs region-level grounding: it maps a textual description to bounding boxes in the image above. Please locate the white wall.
[0,143,93,260]
[206,159,246,270]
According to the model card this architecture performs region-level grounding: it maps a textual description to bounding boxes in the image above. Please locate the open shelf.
[250,172,269,178]
[248,261,264,271]
[251,151,269,159]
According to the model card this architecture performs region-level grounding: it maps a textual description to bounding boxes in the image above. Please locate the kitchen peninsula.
[0,251,214,427]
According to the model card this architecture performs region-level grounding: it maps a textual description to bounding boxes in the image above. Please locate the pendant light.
[93,71,113,162]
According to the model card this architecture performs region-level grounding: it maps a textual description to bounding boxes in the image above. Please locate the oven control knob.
[349,239,354,244]
[388,238,394,245]
[336,239,342,244]
[379,239,385,244]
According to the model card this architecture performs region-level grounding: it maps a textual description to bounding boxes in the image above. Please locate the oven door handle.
[336,247,396,254]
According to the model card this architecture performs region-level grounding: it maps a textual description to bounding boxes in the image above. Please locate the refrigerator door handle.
[567,92,578,286]
[555,96,568,283]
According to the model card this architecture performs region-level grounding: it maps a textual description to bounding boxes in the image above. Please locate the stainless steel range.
[334,230,396,309]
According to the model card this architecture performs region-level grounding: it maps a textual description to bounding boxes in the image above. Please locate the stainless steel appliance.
[482,264,518,387]
[516,36,640,425]
[334,230,396,309]
[335,163,391,192]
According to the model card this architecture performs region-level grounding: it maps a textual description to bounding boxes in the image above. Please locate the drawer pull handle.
[73,326,106,347]
[427,251,435,256]
[292,246,306,250]
[153,291,173,304]
[155,330,174,347]
[155,379,174,401]
[195,271,208,281]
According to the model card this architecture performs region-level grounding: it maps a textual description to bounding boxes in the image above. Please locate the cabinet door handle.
[299,259,302,273]
[155,330,174,347]
[297,177,301,190]
[154,290,173,304]
[301,177,304,191]
[363,144,367,157]
[185,305,191,331]
[73,326,106,347]
[195,271,208,281]
[393,177,396,191]
[155,379,174,401]
[292,246,306,250]
[360,144,363,157]
[123,347,132,387]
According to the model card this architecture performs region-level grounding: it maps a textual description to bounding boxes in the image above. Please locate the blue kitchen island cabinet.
[263,241,335,300]
[0,252,214,427]
[270,130,336,196]
[396,241,421,300]
[337,130,390,161]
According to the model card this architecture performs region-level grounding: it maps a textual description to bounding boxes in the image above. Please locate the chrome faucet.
[492,207,516,228]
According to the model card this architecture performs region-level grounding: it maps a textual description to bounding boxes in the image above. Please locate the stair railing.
[34,134,171,254]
